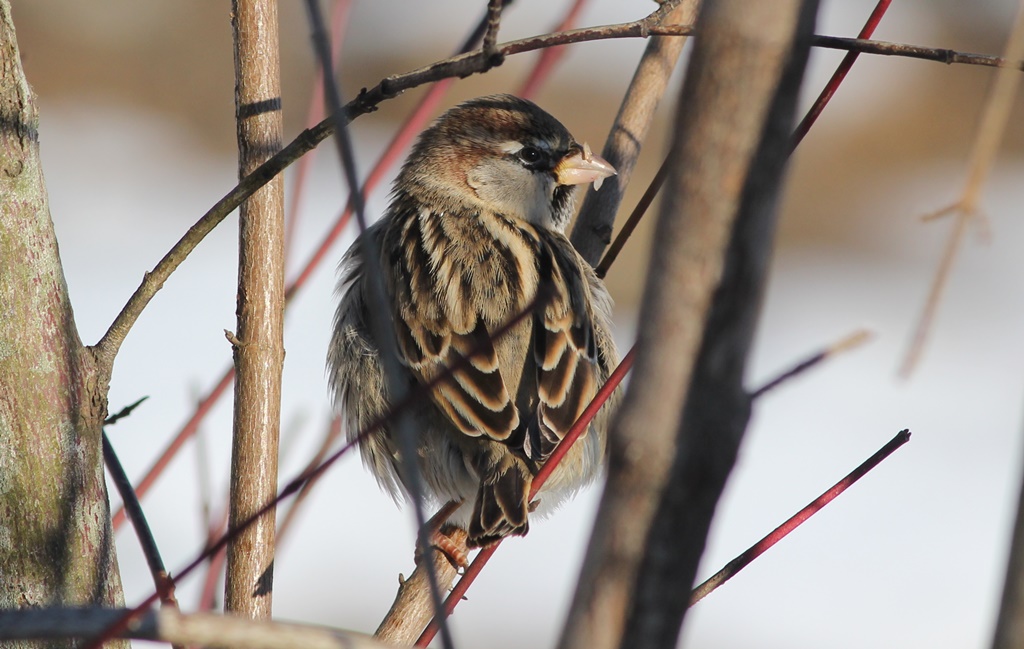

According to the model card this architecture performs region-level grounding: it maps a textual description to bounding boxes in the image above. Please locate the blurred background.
[13,0,1024,647]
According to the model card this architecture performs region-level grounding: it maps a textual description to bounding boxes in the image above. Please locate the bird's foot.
[416,523,469,569]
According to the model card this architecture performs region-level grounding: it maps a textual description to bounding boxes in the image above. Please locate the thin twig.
[791,0,892,149]
[103,396,149,425]
[650,24,1024,69]
[900,0,1024,377]
[751,329,873,399]
[689,430,912,605]
[102,433,180,613]
[302,2,457,648]
[415,346,637,647]
[90,11,1019,372]
[595,157,669,278]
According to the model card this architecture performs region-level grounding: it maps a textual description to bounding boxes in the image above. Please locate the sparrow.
[328,94,619,549]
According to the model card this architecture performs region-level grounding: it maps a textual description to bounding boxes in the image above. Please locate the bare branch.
[791,0,892,149]
[690,430,911,605]
[376,525,467,646]
[224,0,285,621]
[482,0,506,58]
[900,1,1024,377]
[558,2,819,647]
[90,8,1019,370]
[751,329,872,399]
[571,0,700,266]
[101,432,179,609]
[0,607,391,649]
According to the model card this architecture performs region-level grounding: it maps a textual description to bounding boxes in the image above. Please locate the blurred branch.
[571,0,700,267]
[751,329,872,399]
[791,0,892,149]
[284,0,353,268]
[558,1,819,647]
[482,0,506,58]
[0,607,391,649]
[900,0,1024,377]
[619,2,818,643]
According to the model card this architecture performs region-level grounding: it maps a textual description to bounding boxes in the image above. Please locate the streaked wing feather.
[530,241,603,463]
[389,203,521,442]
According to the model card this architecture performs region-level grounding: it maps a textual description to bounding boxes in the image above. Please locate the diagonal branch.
[89,9,1022,373]
[86,3,702,372]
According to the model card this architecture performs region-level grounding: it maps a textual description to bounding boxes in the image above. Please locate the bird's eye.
[517,146,542,165]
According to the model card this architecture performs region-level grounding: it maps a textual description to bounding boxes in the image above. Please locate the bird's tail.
[468,456,532,548]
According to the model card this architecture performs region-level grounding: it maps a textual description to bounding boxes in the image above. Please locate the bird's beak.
[554,142,616,191]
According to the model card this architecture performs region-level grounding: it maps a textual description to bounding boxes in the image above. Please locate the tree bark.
[557,2,818,648]
[225,0,285,621]
[0,0,126,643]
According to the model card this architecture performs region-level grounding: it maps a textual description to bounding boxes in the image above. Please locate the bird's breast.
[399,206,543,328]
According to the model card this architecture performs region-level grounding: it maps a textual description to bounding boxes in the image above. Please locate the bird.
[328,94,619,552]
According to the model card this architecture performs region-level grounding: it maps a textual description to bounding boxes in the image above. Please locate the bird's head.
[397,94,616,231]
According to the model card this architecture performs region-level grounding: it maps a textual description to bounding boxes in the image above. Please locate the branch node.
[224,330,244,348]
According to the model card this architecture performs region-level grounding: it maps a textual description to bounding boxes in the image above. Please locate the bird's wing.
[526,239,603,463]
[386,203,522,442]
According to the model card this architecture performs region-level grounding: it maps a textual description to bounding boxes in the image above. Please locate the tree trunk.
[0,1,126,643]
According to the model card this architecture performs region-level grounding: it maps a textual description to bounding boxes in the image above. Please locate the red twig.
[415,346,638,647]
[689,429,912,605]
[110,40,468,534]
[790,0,892,150]
[517,0,589,98]
[597,0,893,279]
[111,369,234,531]
[284,0,353,267]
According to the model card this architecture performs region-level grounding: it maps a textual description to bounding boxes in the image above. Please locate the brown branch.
[809,33,1023,69]
[0,0,127,635]
[482,0,506,59]
[89,8,1018,372]
[751,329,872,399]
[375,525,467,646]
[224,0,285,621]
[0,607,391,649]
[651,24,1024,69]
[900,2,1024,378]
[571,0,700,266]
[558,2,818,648]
